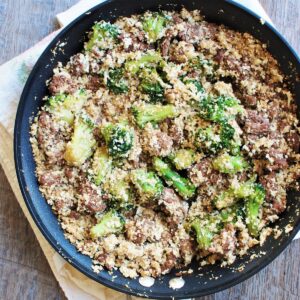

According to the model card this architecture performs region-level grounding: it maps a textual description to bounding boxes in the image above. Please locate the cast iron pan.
[14,0,300,298]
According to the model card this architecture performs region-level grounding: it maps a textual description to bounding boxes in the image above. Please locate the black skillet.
[14,0,300,298]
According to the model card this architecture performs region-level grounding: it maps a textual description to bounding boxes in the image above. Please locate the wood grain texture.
[0,1,299,300]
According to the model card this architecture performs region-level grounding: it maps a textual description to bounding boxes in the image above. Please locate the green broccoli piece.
[139,68,165,103]
[125,52,163,74]
[169,149,196,170]
[221,121,238,151]
[106,68,129,94]
[233,180,258,199]
[85,21,119,51]
[189,56,214,77]
[220,203,245,224]
[191,204,245,249]
[183,78,206,105]
[195,121,235,154]
[142,12,170,43]
[214,190,236,210]
[198,95,243,123]
[131,169,164,202]
[245,184,265,236]
[90,210,125,239]
[105,174,133,209]
[92,147,112,185]
[195,126,223,154]
[132,103,178,128]
[153,158,196,200]
[183,78,205,95]
[190,216,221,250]
[48,89,88,125]
[64,116,96,166]
[212,153,249,174]
[214,180,265,210]
[101,122,134,158]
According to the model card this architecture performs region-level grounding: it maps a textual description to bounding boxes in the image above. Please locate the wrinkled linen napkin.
[0,1,298,299]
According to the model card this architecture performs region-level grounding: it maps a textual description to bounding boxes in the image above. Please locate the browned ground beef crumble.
[30,8,300,278]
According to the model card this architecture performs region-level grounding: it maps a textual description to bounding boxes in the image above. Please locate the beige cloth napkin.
[0,1,297,299]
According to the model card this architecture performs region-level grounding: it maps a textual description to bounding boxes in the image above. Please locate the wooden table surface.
[0,1,299,299]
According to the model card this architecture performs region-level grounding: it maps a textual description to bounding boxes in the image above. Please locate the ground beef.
[208,224,237,264]
[77,180,106,214]
[241,94,257,108]
[168,122,184,145]
[285,131,300,153]
[188,158,227,188]
[161,252,177,273]
[214,48,226,64]
[179,238,195,265]
[85,75,102,92]
[178,22,217,44]
[244,110,270,135]
[37,112,67,164]
[48,74,77,95]
[125,209,165,244]
[38,171,62,186]
[159,188,188,229]
[265,148,288,172]
[119,31,150,52]
[160,30,173,57]
[260,173,287,213]
[144,128,173,157]
[68,53,89,76]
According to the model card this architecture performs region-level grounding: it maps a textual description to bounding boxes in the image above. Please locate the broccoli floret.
[48,93,67,106]
[233,181,258,199]
[183,78,205,95]
[92,147,112,185]
[48,89,88,125]
[64,116,96,166]
[191,204,246,249]
[101,122,134,158]
[221,121,237,149]
[196,126,223,154]
[190,216,221,250]
[198,95,243,123]
[90,210,125,239]
[214,189,236,210]
[195,121,235,154]
[220,203,245,224]
[106,68,129,94]
[85,21,119,51]
[212,153,249,174]
[131,169,164,202]
[132,103,178,128]
[214,179,265,210]
[169,149,196,170]
[183,78,206,105]
[125,52,163,74]
[153,158,196,200]
[142,12,170,43]
[104,173,133,209]
[139,68,165,103]
[245,184,265,236]
[189,56,214,77]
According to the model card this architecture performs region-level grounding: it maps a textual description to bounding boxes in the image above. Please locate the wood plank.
[260,0,300,54]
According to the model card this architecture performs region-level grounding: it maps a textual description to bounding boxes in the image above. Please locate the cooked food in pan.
[30,8,300,278]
